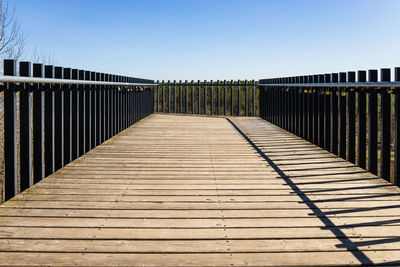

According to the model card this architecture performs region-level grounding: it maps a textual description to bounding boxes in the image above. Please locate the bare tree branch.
[0,0,25,61]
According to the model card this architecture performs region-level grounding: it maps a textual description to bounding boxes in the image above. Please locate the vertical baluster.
[231,80,234,116]
[78,70,86,155]
[90,71,96,148]
[318,74,325,148]
[303,76,308,140]
[347,72,356,164]
[380,68,391,181]
[54,66,64,171]
[4,59,17,200]
[185,80,188,114]
[168,80,171,113]
[63,68,72,165]
[299,77,304,138]
[96,72,101,145]
[162,80,165,113]
[224,81,227,116]
[101,73,107,142]
[331,73,339,155]
[238,80,241,116]
[156,80,159,112]
[191,80,195,114]
[253,80,256,116]
[312,75,319,145]
[307,75,313,142]
[395,67,400,185]
[210,80,214,115]
[357,70,367,169]
[198,80,201,115]
[368,70,378,175]
[323,74,331,151]
[19,62,32,192]
[204,80,207,115]
[217,80,220,115]
[338,72,347,159]
[173,80,176,113]
[245,80,248,116]
[44,65,55,177]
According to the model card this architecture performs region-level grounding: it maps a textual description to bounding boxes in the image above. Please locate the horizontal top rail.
[0,75,156,87]
[258,82,400,88]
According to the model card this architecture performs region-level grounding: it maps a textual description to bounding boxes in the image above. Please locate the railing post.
[4,59,17,201]
[238,80,241,116]
[91,71,97,148]
[330,73,339,155]
[156,80,159,112]
[217,80,220,115]
[19,62,32,192]
[323,74,331,151]
[96,72,101,145]
[33,63,45,181]
[347,71,356,164]
[307,75,313,142]
[231,80,234,116]
[357,71,367,169]
[179,80,183,113]
[63,68,72,165]
[380,68,391,181]
[224,80,227,116]
[368,70,378,175]
[210,80,214,115]
[185,80,188,113]
[54,66,64,171]
[44,65,55,177]
[338,72,347,159]
[312,75,319,145]
[245,80,248,116]
[252,80,256,116]
[395,67,400,185]
[317,75,325,148]
[174,80,177,113]
[198,80,201,115]
[78,70,86,155]
[204,80,207,115]
[162,80,165,113]
[303,76,308,140]
[191,80,195,114]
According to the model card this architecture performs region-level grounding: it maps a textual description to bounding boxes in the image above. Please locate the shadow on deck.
[0,114,400,266]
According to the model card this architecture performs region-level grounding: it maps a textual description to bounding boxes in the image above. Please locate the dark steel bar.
[238,80,241,116]
[63,68,72,165]
[252,80,256,116]
[96,72,101,145]
[33,64,44,183]
[162,81,165,113]
[318,74,325,148]
[71,69,79,161]
[4,59,17,200]
[168,80,171,113]
[19,62,32,192]
[44,65,55,177]
[395,67,400,185]
[191,81,195,114]
[323,74,331,151]
[198,80,201,115]
[180,80,183,113]
[357,71,367,169]
[185,80,188,114]
[330,73,339,155]
[224,81,227,116]
[245,80,248,116]
[231,80,234,116]
[347,71,356,164]
[368,70,378,175]
[217,80,220,115]
[380,68,391,181]
[91,71,97,149]
[174,80,176,113]
[338,72,347,159]
[54,66,64,171]
[210,80,214,115]
[204,80,207,115]
[79,70,87,155]
[156,80,159,112]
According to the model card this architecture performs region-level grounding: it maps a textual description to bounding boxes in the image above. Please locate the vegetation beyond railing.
[154,80,259,116]
[259,69,400,186]
[1,59,155,203]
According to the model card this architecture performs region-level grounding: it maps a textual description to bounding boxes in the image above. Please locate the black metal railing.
[259,68,400,186]
[2,59,154,202]
[154,80,258,116]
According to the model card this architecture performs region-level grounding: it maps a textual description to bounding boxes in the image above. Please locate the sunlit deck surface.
[1,114,400,266]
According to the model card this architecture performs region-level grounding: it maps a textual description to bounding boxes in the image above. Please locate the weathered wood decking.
[1,113,400,266]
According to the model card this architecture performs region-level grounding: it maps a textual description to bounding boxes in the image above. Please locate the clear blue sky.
[8,0,400,80]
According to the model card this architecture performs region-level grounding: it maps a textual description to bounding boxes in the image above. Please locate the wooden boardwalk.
[1,114,400,266]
